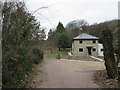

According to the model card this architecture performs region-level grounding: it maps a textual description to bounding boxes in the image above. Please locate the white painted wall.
[98,43,104,56]
[72,40,99,56]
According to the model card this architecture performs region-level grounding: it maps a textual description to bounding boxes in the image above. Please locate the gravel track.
[29,57,105,88]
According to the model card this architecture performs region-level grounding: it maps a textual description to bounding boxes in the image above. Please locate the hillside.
[43,20,118,52]
[85,20,118,41]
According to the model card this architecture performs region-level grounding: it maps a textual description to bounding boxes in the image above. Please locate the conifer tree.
[56,22,66,33]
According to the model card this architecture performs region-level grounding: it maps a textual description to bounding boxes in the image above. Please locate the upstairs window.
[79,48,83,52]
[93,40,96,43]
[79,41,83,44]
[93,48,96,51]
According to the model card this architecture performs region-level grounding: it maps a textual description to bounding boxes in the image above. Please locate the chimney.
[79,27,83,34]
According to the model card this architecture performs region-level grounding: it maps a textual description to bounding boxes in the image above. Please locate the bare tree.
[102,27,118,79]
[65,20,88,38]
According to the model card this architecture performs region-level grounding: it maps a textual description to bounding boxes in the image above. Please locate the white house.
[72,33,104,56]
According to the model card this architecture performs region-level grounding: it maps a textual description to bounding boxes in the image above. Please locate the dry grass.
[60,59,105,70]
[94,70,118,88]
[26,61,45,88]
[60,59,119,88]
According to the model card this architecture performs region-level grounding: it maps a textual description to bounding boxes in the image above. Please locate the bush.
[56,33,72,50]
[2,1,44,88]
[34,58,41,64]
[2,47,33,88]
[32,48,44,64]
[56,52,60,59]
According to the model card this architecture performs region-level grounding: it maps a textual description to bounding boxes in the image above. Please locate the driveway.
[29,57,105,88]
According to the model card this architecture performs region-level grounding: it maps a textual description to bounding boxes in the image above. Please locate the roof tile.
[73,33,99,40]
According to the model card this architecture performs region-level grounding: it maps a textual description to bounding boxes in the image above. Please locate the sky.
[25,0,119,33]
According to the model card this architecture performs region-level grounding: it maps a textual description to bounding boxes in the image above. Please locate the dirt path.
[29,57,105,88]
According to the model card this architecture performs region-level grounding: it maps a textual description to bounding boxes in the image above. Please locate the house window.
[101,49,103,52]
[79,48,83,52]
[79,41,83,44]
[93,48,96,51]
[93,40,96,43]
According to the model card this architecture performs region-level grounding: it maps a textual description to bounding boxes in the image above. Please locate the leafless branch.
[33,6,49,14]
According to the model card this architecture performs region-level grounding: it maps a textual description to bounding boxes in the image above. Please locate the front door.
[87,47,92,55]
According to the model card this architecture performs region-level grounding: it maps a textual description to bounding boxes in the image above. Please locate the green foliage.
[47,52,61,59]
[45,22,72,52]
[18,47,28,56]
[56,33,72,50]
[32,48,44,64]
[53,22,72,50]
[47,52,58,58]
[47,51,68,59]
[59,48,71,51]
[2,2,44,88]
[56,52,60,59]
[3,47,34,88]
[56,22,66,33]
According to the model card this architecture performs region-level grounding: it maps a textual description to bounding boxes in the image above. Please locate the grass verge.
[94,70,118,88]
[46,51,68,59]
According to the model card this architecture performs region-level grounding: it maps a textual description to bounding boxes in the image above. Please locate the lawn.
[46,50,69,59]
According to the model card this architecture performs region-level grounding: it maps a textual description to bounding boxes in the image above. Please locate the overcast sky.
[26,0,119,33]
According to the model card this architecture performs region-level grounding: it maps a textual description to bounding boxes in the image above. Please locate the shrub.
[56,33,72,50]
[2,1,44,88]
[32,48,44,64]
[34,58,40,64]
[2,47,33,88]
[56,52,60,59]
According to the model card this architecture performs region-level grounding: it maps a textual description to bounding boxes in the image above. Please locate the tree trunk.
[102,28,117,79]
[118,19,120,84]
[59,48,61,51]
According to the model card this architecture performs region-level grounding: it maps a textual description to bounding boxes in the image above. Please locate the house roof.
[73,33,99,40]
